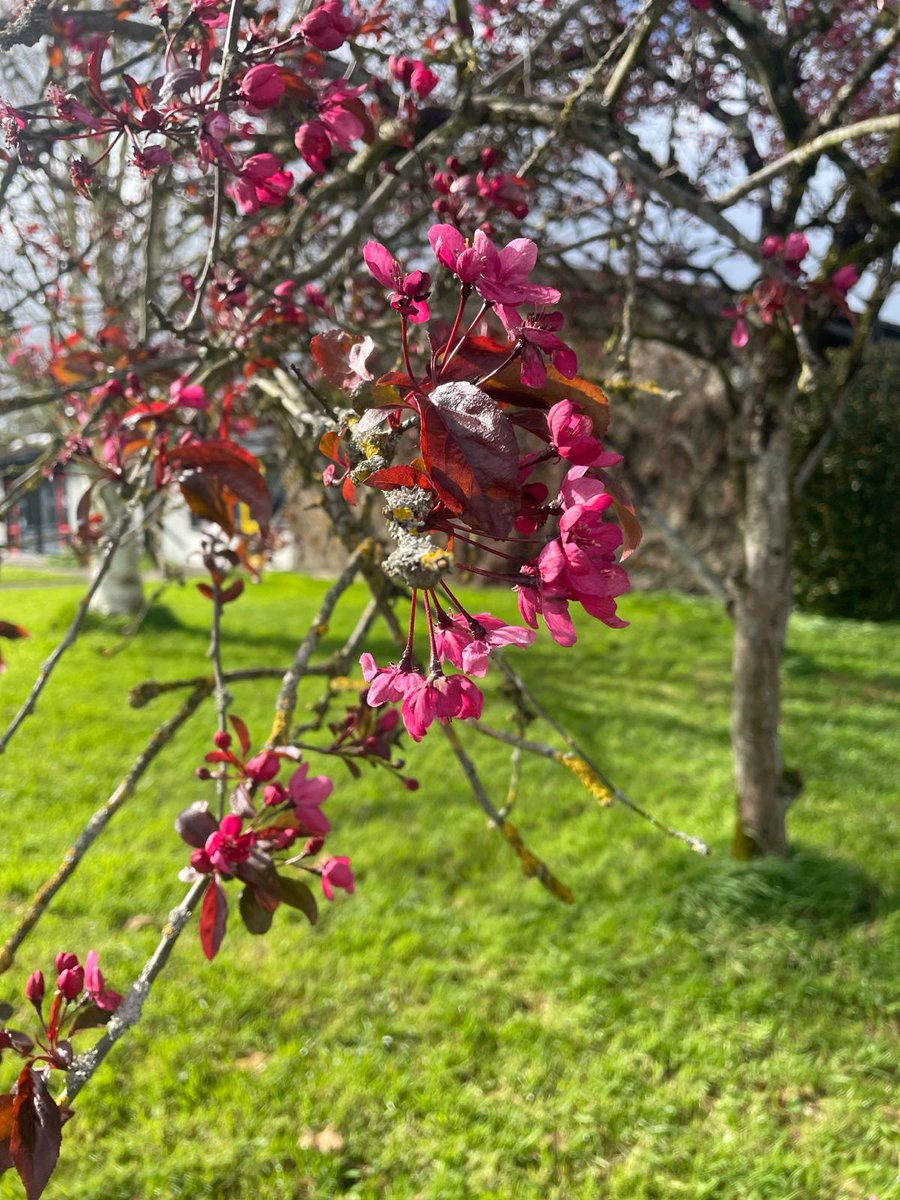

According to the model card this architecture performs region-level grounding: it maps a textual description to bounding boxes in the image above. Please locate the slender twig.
[63,876,210,1105]
[266,540,372,746]
[0,490,144,758]
[180,0,244,330]
[0,686,211,974]
[441,724,574,903]
[491,656,711,855]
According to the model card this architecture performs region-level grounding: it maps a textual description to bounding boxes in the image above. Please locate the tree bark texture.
[730,365,795,858]
[90,484,144,617]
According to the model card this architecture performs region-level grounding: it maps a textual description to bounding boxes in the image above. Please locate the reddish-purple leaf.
[220,578,245,604]
[238,886,274,935]
[199,878,228,961]
[0,1093,14,1174]
[10,1068,63,1200]
[229,715,252,758]
[446,336,610,436]
[0,622,27,641]
[67,1003,113,1035]
[364,465,432,491]
[170,440,272,535]
[277,875,318,925]
[419,383,521,538]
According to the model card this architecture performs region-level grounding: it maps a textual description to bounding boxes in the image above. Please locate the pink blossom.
[295,120,332,174]
[300,1,353,51]
[169,376,207,409]
[229,154,293,215]
[240,64,285,110]
[360,652,418,705]
[428,224,484,283]
[363,242,432,322]
[287,762,333,835]
[783,231,809,268]
[516,567,578,646]
[762,235,784,259]
[547,400,610,465]
[435,613,535,676]
[204,814,255,874]
[471,230,560,308]
[305,283,330,311]
[84,949,123,1012]
[401,671,484,741]
[497,308,577,389]
[321,855,355,900]
[389,56,416,87]
[319,81,367,150]
[191,0,228,27]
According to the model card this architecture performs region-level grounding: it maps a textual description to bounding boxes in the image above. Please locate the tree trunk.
[90,484,144,617]
[730,370,795,858]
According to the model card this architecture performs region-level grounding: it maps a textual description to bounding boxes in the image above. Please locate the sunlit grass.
[0,574,896,1199]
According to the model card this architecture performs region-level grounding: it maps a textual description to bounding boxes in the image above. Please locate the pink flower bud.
[55,952,78,974]
[213,729,232,751]
[26,970,45,1005]
[299,0,352,51]
[410,63,439,98]
[295,120,331,175]
[303,836,326,857]
[246,751,280,782]
[57,965,84,1000]
[321,855,355,900]
[240,64,285,110]
[263,782,287,806]
[195,766,212,780]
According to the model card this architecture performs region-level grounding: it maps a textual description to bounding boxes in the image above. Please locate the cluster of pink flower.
[430,148,532,226]
[0,2,433,211]
[1,950,123,1073]
[179,718,354,958]
[318,224,634,745]
[727,230,860,347]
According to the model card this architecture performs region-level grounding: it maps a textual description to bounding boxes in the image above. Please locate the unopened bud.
[213,730,232,751]
[26,970,45,1006]
[196,767,212,781]
[57,965,84,1001]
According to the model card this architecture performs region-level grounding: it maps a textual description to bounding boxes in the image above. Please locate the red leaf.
[229,715,251,758]
[0,1093,14,1174]
[364,465,432,491]
[170,440,272,535]
[238,886,274,935]
[447,337,610,437]
[277,875,318,925]
[199,878,228,961]
[419,384,521,538]
[0,622,27,641]
[10,1068,63,1200]
[220,578,245,604]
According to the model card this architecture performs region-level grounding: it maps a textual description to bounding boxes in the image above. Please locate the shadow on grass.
[668,843,890,933]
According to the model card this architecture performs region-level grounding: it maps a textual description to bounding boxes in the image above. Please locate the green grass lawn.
[0,574,896,1199]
